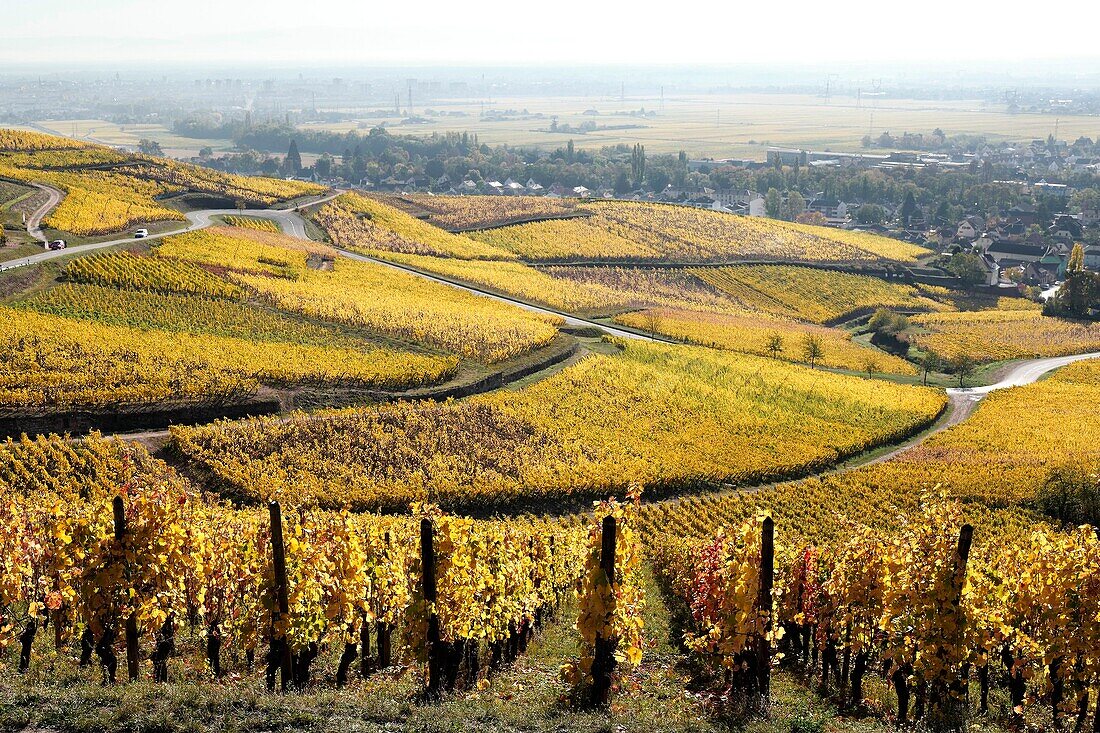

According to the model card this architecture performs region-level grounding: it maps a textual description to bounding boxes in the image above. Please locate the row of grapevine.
[652,500,1100,729]
[0,478,588,692]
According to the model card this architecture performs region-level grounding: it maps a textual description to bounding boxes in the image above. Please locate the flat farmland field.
[301,92,1100,159]
[29,119,236,158]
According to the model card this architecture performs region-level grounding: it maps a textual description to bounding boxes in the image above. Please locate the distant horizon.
[4,0,1099,74]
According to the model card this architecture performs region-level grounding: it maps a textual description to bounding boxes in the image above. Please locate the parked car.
[134,229,148,238]
[48,240,66,251]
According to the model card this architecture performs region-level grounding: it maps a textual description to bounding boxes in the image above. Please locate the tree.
[1048,243,1100,317]
[941,252,988,285]
[315,153,334,178]
[198,146,213,159]
[801,334,824,369]
[613,171,631,196]
[795,211,828,226]
[642,310,663,336]
[865,358,880,378]
[783,191,806,221]
[137,139,164,156]
[1069,188,1100,215]
[1067,242,1085,274]
[868,308,909,338]
[765,188,783,219]
[1036,464,1100,528]
[284,140,302,176]
[855,204,886,225]
[899,190,920,225]
[950,353,975,388]
[765,332,784,360]
[920,351,941,386]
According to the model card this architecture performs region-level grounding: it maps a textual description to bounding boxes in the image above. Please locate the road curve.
[25,183,64,242]
[336,249,660,342]
[0,191,342,273]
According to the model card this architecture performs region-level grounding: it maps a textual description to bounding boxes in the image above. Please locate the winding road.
[6,187,1099,456]
[1,188,656,341]
[0,191,342,273]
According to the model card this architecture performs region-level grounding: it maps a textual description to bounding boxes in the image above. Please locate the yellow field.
[0,130,323,236]
[0,307,450,414]
[615,308,918,375]
[384,193,582,230]
[157,227,560,363]
[381,253,741,315]
[468,200,930,263]
[221,215,280,232]
[911,309,1100,362]
[695,264,950,323]
[642,356,1100,546]
[169,340,945,510]
[312,193,515,260]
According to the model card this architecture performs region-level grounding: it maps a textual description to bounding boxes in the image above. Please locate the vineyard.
[168,341,945,511]
[0,306,452,415]
[466,200,932,263]
[694,264,951,323]
[131,225,558,363]
[911,309,1100,362]
[380,253,743,315]
[311,193,516,260]
[0,434,613,701]
[614,307,919,375]
[5,125,1100,732]
[63,251,246,299]
[221,215,280,232]
[383,193,583,230]
[0,130,323,236]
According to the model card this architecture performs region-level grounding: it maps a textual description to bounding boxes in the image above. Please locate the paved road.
[0,191,341,273]
[25,183,64,242]
[337,249,660,342]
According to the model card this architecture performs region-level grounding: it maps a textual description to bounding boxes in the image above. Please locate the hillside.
[1,133,1099,733]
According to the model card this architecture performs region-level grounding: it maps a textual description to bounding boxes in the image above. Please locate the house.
[1084,245,1100,270]
[984,239,1047,266]
[1021,262,1058,287]
[978,253,1000,286]
[747,196,766,217]
[525,178,544,193]
[806,197,849,219]
[572,186,592,198]
[1048,214,1084,240]
[956,216,985,240]
[1034,181,1069,198]
[1005,205,1039,227]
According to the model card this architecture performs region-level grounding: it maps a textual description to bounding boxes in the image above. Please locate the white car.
[134,229,149,239]
[48,240,66,251]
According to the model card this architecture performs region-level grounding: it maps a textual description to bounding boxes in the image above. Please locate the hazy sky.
[5,0,1099,68]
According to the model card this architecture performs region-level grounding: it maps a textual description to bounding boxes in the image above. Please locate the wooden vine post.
[948,524,974,714]
[268,501,294,692]
[421,517,443,698]
[757,516,775,703]
[376,531,393,671]
[113,496,140,683]
[591,515,617,707]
